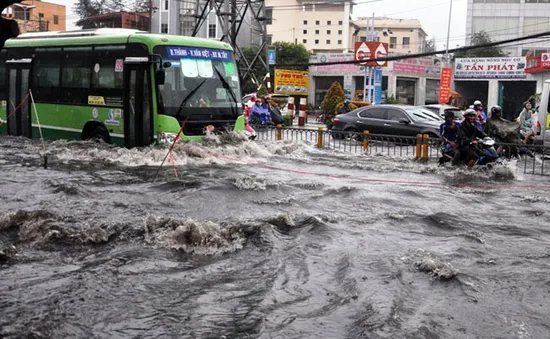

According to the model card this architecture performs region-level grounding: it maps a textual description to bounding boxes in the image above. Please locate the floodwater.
[0,133,549,339]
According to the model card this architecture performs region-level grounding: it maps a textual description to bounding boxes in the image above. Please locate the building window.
[326,39,331,44]
[402,37,410,47]
[315,39,319,44]
[38,13,44,19]
[339,20,343,25]
[327,30,331,34]
[316,20,320,25]
[338,30,342,35]
[338,40,342,45]
[327,20,331,25]
[303,39,307,44]
[53,15,59,25]
[163,0,168,10]
[303,30,307,34]
[303,20,307,25]
[208,23,216,38]
[161,24,168,34]
[265,7,273,25]
[390,37,397,49]
[315,30,319,34]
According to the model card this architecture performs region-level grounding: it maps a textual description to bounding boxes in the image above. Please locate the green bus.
[0,28,247,147]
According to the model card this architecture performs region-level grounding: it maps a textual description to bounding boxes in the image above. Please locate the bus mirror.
[163,61,172,68]
[156,69,166,85]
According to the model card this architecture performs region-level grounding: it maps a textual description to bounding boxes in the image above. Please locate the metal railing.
[251,124,550,176]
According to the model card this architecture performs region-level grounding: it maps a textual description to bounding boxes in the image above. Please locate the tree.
[424,38,436,53]
[321,81,346,118]
[74,0,131,28]
[269,41,311,70]
[454,31,507,58]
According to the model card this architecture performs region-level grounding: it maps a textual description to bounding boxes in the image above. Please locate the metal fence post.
[415,134,422,159]
[317,127,324,148]
[422,134,430,161]
[363,130,370,152]
[276,124,283,141]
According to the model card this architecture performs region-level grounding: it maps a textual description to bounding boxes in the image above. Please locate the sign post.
[354,13,388,104]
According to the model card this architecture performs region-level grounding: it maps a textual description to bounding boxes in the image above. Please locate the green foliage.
[454,31,507,58]
[256,85,268,97]
[283,114,293,127]
[321,82,346,116]
[385,95,399,104]
[269,42,311,70]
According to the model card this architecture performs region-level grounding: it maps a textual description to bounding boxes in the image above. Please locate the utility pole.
[148,0,153,33]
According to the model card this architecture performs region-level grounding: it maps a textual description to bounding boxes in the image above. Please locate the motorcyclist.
[438,110,460,165]
[338,99,352,115]
[452,108,488,168]
[473,100,487,130]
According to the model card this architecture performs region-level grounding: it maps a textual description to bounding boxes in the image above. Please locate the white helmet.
[473,100,482,106]
[463,108,477,117]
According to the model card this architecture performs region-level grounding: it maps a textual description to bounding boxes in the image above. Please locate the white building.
[353,18,427,54]
[265,0,353,53]
[466,0,550,57]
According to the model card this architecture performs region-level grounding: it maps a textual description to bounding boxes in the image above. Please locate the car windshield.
[405,107,443,122]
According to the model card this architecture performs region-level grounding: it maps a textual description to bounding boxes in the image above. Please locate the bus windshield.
[153,46,241,121]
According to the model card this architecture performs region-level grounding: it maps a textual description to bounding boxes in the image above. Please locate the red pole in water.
[298,98,307,126]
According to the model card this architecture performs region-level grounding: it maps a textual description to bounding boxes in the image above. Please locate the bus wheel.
[88,126,111,144]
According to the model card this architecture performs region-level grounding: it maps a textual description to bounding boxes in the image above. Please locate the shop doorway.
[453,81,488,110]
[396,78,416,105]
[499,81,537,121]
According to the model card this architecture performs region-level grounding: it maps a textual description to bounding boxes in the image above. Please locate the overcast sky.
[51,0,467,50]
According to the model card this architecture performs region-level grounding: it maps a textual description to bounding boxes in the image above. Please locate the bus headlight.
[158,132,180,144]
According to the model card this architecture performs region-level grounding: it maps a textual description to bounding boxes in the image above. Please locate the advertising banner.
[438,67,453,104]
[309,53,363,75]
[274,69,310,95]
[454,57,526,79]
[393,58,440,77]
[374,68,383,105]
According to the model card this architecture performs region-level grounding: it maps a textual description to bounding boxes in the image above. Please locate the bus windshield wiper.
[174,79,207,119]
[214,67,238,117]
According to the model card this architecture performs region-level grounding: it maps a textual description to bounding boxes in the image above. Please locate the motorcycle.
[449,137,501,168]
[473,137,500,166]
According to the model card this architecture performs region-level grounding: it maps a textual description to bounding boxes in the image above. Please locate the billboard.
[274,69,310,95]
[354,42,389,67]
[454,57,527,79]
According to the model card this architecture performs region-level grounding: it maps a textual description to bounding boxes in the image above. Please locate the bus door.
[6,58,32,138]
[123,57,153,148]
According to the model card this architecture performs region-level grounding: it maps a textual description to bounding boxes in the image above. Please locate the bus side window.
[91,46,124,106]
[61,47,92,105]
[32,48,61,103]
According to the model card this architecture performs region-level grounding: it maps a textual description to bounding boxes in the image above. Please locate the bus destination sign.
[167,47,231,61]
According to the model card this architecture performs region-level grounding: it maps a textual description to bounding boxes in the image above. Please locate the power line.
[283,30,550,67]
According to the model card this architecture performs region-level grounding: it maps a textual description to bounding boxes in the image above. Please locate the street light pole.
[13,3,36,33]
[445,0,453,63]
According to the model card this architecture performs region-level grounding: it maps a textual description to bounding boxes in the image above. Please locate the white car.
[242,93,292,114]
[423,104,463,121]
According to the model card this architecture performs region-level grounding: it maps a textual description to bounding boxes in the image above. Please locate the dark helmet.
[491,105,502,116]
[444,110,455,119]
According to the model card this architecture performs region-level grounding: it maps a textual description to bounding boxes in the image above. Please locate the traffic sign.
[354,42,389,67]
